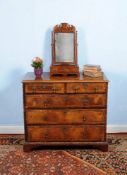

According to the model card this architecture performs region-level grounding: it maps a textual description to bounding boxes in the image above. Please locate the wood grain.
[22,72,108,152]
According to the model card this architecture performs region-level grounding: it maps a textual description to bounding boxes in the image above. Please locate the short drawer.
[27,125,105,142]
[25,94,107,109]
[26,109,106,124]
[66,82,107,93]
[25,83,64,93]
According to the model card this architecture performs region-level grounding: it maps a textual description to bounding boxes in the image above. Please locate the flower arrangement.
[31,57,43,78]
[31,57,43,69]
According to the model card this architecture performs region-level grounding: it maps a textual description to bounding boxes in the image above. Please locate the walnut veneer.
[22,72,109,152]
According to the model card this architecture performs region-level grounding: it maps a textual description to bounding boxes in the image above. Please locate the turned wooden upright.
[22,72,108,152]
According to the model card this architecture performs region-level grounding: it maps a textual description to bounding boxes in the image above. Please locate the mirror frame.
[51,23,78,66]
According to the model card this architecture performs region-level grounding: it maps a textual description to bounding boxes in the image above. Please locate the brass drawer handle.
[41,85,48,89]
[72,86,79,93]
[42,85,54,91]
[63,68,68,72]
[83,98,90,103]
[52,86,60,92]
[30,85,61,92]
[44,99,49,103]
[31,85,49,91]
[31,86,36,91]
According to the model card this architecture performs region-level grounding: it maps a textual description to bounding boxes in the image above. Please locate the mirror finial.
[54,23,76,32]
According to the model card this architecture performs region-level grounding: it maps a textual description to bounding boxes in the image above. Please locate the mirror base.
[50,65,79,77]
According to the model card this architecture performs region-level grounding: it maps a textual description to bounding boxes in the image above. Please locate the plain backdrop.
[0,0,127,125]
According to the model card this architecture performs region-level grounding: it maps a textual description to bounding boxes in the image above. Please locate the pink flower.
[31,57,43,68]
[33,57,42,63]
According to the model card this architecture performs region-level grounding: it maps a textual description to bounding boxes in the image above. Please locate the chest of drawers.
[22,72,109,152]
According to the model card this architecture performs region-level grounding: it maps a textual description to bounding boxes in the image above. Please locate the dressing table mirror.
[50,23,79,77]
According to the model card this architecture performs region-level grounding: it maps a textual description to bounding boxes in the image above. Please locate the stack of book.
[83,64,103,78]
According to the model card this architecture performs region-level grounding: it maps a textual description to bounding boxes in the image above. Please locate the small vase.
[34,67,43,78]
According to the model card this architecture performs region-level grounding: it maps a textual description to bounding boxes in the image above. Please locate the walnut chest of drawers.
[22,72,109,152]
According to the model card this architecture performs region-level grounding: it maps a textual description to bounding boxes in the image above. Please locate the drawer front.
[25,83,64,93]
[27,125,105,142]
[25,94,106,108]
[26,109,106,124]
[51,65,78,72]
[66,83,107,93]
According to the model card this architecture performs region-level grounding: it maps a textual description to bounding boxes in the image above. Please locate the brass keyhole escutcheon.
[94,86,98,92]
[43,99,49,107]
[83,128,87,138]
[43,115,48,121]
[64,110,68,116]
[83,115,86,121]
[64,96,68,102]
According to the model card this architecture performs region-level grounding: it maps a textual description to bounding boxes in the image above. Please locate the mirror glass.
[55,33,74,62]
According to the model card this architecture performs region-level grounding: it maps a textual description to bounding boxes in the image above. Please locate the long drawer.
[26,109,106,124]
[25,94,107,108]
[66,82,107,93]
[27,125,105,142]
[25,83,65,93]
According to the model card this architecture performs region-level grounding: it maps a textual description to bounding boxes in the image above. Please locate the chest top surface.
[22,72,108,83]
